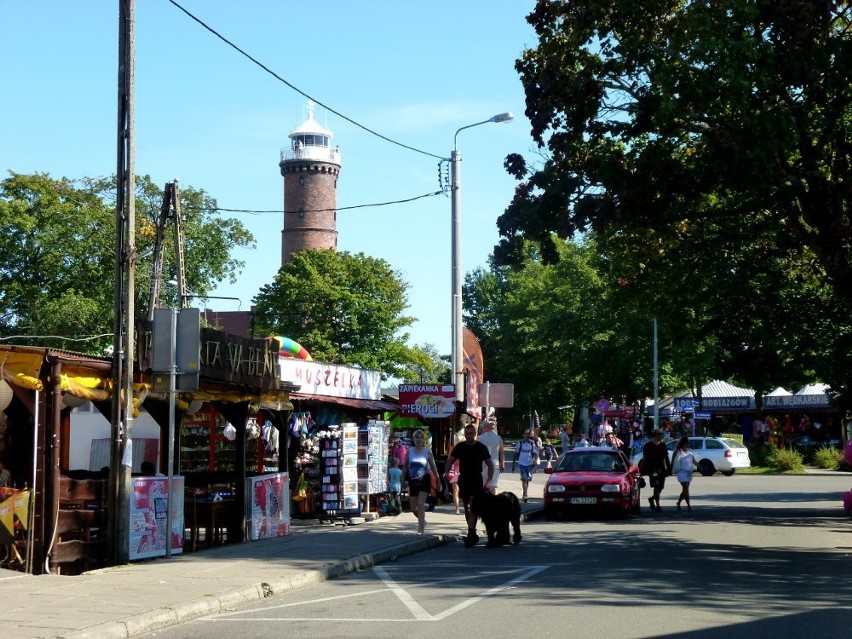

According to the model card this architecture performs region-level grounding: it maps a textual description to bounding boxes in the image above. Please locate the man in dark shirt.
[642,430,672,512]
[445,424,494,546]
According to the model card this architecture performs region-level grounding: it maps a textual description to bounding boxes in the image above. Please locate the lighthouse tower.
[279,102,341,264]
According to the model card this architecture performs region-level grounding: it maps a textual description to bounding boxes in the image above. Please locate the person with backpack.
[511,429,538,503]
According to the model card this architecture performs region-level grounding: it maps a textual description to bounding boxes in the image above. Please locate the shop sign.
[138,321,281,390]
[764,394,831,409]
[674,398,700,410]
[280,359,382,400]
[398,384,457,418]
[699,396,755,410]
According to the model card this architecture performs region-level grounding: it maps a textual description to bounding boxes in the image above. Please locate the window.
[705,439,723,450]
[298,177,305,185]
[298,209,305,218]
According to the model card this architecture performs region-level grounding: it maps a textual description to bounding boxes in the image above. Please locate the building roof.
[289,101,333,139]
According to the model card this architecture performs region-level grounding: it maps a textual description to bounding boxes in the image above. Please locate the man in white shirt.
[477,420,504,494]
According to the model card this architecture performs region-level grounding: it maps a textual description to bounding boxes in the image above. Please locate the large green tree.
[252,249,419,379]
[0,172,254,353]
[465,238,669,419]
[497,0,851,403]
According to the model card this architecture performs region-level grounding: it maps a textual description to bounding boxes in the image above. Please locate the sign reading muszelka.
[280,359,382,400]
[398,384,456,418]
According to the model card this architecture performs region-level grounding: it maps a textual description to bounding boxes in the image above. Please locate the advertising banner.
[246,472,290,540]
[398,384,457,418]
[129,477,184,560]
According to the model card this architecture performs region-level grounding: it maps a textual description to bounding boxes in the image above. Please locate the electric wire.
[167,0,447,161]
[0,334,114,342]
[189,190,445,215]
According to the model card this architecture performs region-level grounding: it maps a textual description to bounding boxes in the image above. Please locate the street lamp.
[451,112,514,402]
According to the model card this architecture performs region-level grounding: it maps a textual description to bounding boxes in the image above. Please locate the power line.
[167,0,447,161]
[0,333,114,342]
[192,190,445,215]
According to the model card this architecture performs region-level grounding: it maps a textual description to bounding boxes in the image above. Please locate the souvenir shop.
[280,358,398,521]
[0,327,296,576]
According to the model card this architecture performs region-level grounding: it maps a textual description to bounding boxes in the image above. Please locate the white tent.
[767,386,792,397]
[795,383,830,395]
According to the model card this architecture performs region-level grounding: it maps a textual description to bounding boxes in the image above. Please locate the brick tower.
[279,101,341,264]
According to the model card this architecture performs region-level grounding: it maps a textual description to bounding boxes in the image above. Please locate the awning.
[290,392,398,413]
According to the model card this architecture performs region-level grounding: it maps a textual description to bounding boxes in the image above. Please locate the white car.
[632,437,751,476]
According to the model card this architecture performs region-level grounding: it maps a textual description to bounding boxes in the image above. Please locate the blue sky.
[1,1,538,361]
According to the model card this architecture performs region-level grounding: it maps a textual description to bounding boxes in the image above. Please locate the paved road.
[145,473,852,639]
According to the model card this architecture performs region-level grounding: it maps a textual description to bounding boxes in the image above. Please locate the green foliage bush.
[769,447,805,473]
[813,445,844,470]
[749,444,775,468]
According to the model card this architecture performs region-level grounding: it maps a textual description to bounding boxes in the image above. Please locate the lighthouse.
[279,101,341,264]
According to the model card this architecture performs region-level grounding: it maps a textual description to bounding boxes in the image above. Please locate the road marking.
[374,565,432,620]
[214,564,550,623]
[376,564,549,622]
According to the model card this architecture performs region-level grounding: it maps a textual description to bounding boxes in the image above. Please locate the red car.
[543,448,642,519]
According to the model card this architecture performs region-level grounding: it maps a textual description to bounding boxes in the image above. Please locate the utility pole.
[110,0,136,565]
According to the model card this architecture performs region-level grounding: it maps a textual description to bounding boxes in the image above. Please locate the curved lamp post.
[451,112,513,402]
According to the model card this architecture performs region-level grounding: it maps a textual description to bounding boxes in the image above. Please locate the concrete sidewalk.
[1,473,542,639]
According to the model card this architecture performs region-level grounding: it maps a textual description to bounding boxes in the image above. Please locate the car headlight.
[600,484,621,493]
[547,484,566,493]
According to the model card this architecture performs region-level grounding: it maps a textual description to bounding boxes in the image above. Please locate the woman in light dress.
[405,429,440,534]
[672,436,698,511]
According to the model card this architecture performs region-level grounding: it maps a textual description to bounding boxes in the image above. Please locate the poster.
[341,424,360,512]
[246,472,290,540]
[129,477,184,560]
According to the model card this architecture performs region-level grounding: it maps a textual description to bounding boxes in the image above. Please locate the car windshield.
[556,452,625,473]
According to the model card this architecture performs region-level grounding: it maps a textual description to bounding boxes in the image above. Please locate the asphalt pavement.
[1,470,543,639]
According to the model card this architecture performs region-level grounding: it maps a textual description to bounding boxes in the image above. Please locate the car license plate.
[569,497,597,505]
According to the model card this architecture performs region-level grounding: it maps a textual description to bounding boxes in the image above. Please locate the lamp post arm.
[454,118,494,151]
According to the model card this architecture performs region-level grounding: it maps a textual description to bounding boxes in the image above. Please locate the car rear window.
[722,438,746,448]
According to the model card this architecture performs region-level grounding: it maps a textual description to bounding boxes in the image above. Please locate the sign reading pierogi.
[398,384,456,418]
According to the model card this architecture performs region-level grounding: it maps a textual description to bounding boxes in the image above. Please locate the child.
[387,457,402,515]
[842,488,852,517]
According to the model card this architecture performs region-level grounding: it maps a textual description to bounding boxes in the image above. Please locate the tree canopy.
[252,249,420,380]
[494,0,852,405]
[0,172,254,353]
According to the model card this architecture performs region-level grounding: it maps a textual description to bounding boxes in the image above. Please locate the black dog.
[470,490,522,548]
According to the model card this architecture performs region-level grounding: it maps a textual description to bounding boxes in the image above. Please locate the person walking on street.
[511,429,538,503]
[531,430,543,473]
[445,424,494,547]
[642,429,672,512]
[387,457,402,515]
[559,426,572,454]
[406,429,439,535]
[478,420,504,494]
[671,436,698,511]
[446,459,461,514]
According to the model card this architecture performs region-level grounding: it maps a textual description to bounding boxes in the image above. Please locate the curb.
[54,534,457,639]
